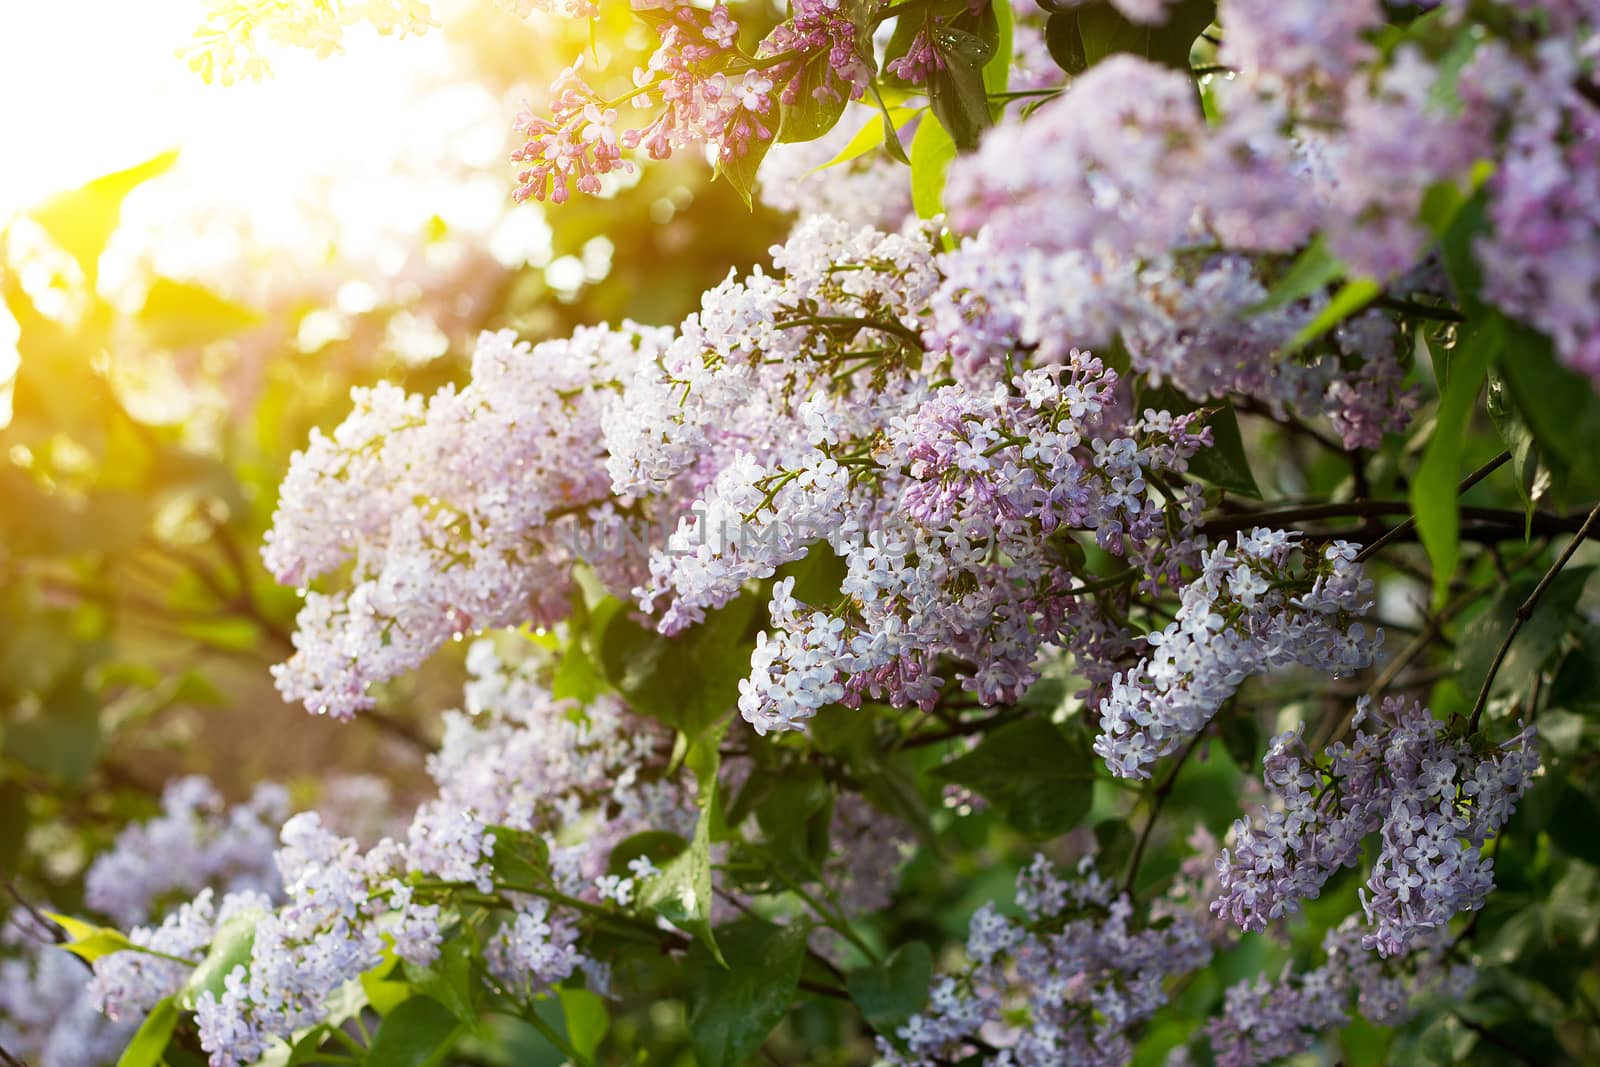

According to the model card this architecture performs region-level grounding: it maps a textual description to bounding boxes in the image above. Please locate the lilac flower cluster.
[0,923,135,1067]
[1467,30,1600,383]
[1207,919,1473,1067]
[1094,532,1379,780]
[85,777,287,926]
[1214,697,1539,955]
[882,854,1220,1067]
[80,642,691,1066]
[264,323,669,719]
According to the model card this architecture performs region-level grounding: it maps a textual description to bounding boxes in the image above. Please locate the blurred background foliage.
[0,0,786,919]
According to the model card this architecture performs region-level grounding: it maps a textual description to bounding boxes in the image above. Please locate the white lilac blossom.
[1213,697,1539,954]
[85,777,287,927]
[932,57,1421,448]
[1094,533,1380,780]
[881,854,1220,1067]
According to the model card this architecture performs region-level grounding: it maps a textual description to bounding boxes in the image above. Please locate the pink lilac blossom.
[1467,37,1600,383]
[264,324,670,719]
[1213,697,1539,955]
[1094,533,1380,780]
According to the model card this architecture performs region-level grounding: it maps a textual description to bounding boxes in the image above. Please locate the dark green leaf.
[930,718,1095,837]
[1138,385,1260,498]
[1546,783,1600,865]
[404,936,478,1025]
[687,920,807,1067]
[486,824,551,887]
[847,941,932,1041]
[1044,11,1088,74]
[927,57,992,152]
[717,121,777,209]
[3,673,103,784]
[779,53,850,144]
[1454,567,1593,702]
[599,593,758,744]
[365,996,463,1067]
[607,830,688,878]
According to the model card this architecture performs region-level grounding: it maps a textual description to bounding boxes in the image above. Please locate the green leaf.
[137,278,261,350]
[365,996,464,1067]
[607,830,688,878]
[1411,322,1499,607]
[716,122,777,209]
[486,824,551,887]
[815,106,915,171]
[779,52,851,144]
[558,986,610,1060]
[362,960,415,1017]
[1250,236,1344,314]
[28,150,178,281]
[1484,372,1552,535]
[1286,276,1381,352]
[930,718,1095,837]
[638,783,722,964]
[116,996,178,1067]
[910,117,958,219]
[44,912,139,964]
[927,57,992,152]
[403,936,477,1025]
[686,920,808,1067]
[755,768,835,876]
[1454,567,1593,703]
[1044,11,1088,74]
[1138,386,1261,499]
[599,593,758,744]
[4,674,103,784]
[983,0,1015,111]
[181,906,264,1010]
[1546,783,1600,866]
[1493,317,1600,502]
[1074,0,1214,70]
[846,941,932,1041]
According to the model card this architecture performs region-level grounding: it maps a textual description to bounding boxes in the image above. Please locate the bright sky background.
[0,1,557,422]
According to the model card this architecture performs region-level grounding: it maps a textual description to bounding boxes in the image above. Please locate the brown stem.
[1467,499,1600,733]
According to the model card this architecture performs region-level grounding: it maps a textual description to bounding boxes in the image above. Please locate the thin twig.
[1123,728,1207,897]
[1354,451,1511,563]
[1467,499,1600,733]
